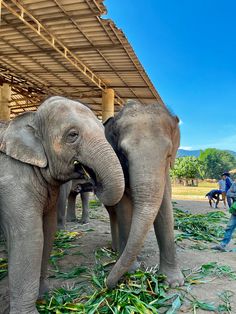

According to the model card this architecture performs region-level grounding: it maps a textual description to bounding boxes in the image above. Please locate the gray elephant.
[57,180,93,229]
[104,100,184,289]
[0,96,124,314]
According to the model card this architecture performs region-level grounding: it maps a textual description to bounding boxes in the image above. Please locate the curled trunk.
[82,137,125,206]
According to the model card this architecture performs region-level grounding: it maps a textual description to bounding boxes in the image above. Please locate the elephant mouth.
[73,160,98,187]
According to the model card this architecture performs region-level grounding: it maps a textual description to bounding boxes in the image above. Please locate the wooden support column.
[102,88,114,123]
[0,83,11,120]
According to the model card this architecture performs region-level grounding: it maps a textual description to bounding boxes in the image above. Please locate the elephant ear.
[0,112,47,167]
[170,116,180,168]
[103,117,118,150]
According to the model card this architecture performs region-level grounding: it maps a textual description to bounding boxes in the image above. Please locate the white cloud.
[178,119,183,125]
[181,133,236,152]
[179,146,193,150]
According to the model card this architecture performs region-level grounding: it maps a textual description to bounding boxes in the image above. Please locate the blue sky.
[105,0,236,151]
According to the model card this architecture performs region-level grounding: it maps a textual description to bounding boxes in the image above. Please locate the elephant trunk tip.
[106,274,119,290]
[98,174,125,207]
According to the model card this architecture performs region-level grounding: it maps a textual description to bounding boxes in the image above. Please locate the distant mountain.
[177,149,201,157]
[177,149,236,158]
[228,150,236,157]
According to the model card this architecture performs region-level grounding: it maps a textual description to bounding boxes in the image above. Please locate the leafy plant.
[38,248,183,313]
[54,231,82,250]
[0,257,8,280]
[50,266,88,279]
[174,208,226,242]
[217,290,234,313]
[89,199,102,209]
[184,262,236,284]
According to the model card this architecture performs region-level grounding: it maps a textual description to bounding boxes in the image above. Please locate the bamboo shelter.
[0,0,164,121]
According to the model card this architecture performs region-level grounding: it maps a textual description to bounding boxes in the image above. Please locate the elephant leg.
[106,205,119,251]
[57,182,72,229]
[66,192,77,222]
[107,193,138,270]
[57,194,67,230]
[80,191,90,224]
[154,175,184,287]
[1,204,43,313]
[116,192,133,254]
[116,193,140,272]
[39,208,57,299]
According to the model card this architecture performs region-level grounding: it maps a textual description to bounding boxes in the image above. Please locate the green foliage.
[50,266,88,280]
[0,257,8,280]
[50,231,83,270]
[170,156,204,180]
[199,148,236,179]
[54,231,82,250]
[89,199,102,209]
[174,209,226,242]
[38,248,182,314]
[218,290,234,313]
[184,262,236,284]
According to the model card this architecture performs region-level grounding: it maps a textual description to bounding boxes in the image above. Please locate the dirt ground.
[0,197,236,313]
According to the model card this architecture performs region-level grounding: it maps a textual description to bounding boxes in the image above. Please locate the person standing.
[227,180,236,207]
[218,175,226,208]
[222,172,233,207]
[212,181,236,251]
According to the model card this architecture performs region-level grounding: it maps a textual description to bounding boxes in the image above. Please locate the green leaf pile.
[174,209,227,242]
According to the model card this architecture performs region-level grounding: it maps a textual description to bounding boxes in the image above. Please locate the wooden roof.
[0,0,164,118]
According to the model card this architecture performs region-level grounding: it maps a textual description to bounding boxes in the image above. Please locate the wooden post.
[102,88,114,123]
[0,83,11,120]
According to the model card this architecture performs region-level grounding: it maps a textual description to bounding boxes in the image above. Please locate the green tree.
[170,156,203,180]
[199,148,236,179]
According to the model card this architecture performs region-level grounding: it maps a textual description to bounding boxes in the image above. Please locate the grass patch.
[172,181,216,200]
[174,208,227,243]
[53,231,83,250]
[0,257,8,280]
[89,199,102,209]
[50,231,83,270]
[50,266,88,280]
[38,245,236,314]
[38,248,183,313]
[184,262,236,284]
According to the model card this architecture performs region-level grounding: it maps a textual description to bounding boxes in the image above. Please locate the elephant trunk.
[106,159,166,288]
[82,137,124,206]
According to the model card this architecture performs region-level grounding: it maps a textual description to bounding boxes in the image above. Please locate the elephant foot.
[159,264,184,288]
[38,278,50,300]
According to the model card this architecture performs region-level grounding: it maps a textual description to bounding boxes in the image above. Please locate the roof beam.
[45,85,149,89]
[1,0,124,106]
[0,69,139,74]
[0,44,123,56]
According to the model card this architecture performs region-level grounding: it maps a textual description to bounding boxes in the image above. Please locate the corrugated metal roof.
[0,0,164,117]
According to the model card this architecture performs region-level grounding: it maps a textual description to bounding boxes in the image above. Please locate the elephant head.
[0,96,124,206]
[104,100,180,287]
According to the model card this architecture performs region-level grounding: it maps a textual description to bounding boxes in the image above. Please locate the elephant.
[0,96,124,314]
[57,180,93,229]
[104,100,184,289]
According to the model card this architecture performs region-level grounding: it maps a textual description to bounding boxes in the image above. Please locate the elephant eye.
[66,130,79,143]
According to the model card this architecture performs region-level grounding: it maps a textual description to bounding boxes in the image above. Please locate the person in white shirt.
[218,175,226,208]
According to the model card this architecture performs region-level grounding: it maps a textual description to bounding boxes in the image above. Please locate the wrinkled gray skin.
[0,96,124,314]
[104,100,184,289]
[57,180,93,229]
